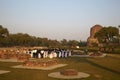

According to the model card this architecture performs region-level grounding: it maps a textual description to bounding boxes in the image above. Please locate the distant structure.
[87,24,103,46]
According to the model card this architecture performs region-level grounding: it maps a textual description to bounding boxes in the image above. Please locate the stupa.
[87,24,103,46]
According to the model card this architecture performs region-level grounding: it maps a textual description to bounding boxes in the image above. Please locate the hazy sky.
[0,0,120,41]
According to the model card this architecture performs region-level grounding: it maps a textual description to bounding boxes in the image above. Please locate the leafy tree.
[68,40,79,48]
[0,25,9,47]
[0,25,9,37]
[48,39,61,48]
[79,40,87,47]
[61,39,68,46]
[95,27,119,44]
[95,26,119,52]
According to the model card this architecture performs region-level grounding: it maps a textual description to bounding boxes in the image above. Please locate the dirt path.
[0,70,10,74]
[0,59,18,62]
[12,64,67,70]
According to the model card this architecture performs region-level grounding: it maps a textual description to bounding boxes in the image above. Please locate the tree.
[79,40,87,47]
[0,25,9,47]
[48,39,61,48]
[61,39,68,46]
[118,25,120,45]
[0,25,9,38]
[95,27,119,44]
[68,40,79,48]
[94,26,119,52]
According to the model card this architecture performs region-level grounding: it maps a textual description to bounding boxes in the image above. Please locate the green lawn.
[0,54,120,80]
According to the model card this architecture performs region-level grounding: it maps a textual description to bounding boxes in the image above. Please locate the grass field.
[0,54,120,80]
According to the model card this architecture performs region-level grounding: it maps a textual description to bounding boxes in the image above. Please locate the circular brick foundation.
[48,70,90,79]
[60,69,78,76]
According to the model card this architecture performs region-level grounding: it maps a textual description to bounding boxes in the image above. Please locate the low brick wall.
[17,54,31,62]
[60,69,78,76]
[23,60,58,67]
[0,50,30,62]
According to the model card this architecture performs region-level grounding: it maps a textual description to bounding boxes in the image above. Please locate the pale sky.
[0,0,120,41]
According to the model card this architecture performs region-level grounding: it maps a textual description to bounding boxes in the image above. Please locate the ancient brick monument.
[60,69,78,76]
[87,24,103,46]
[23,59,58,67]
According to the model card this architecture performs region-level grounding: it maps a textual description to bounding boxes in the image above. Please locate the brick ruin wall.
[87,25,103,46]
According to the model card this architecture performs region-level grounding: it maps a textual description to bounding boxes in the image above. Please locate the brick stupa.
[87,24,103,46]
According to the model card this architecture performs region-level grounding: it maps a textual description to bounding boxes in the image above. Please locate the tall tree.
[95,27,119,44]
[68,40,79,48]
[61,39,68,46]
[0,25,9,38]
[0,25,9,47]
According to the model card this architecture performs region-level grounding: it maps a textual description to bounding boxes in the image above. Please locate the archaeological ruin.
[87,24,103,46]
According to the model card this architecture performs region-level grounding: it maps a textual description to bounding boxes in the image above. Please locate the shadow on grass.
[85,59,120,75]
[107,56,120,60]
[67,57,88,63]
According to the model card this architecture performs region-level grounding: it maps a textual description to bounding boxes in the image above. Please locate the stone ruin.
[23,59,58,67]
[0,49,30,62]
[87,24,103,46]
[48,69,90,79]
[0,50,16,59]
[17,54,31,62]
[0,48,60,67]
[60,69,78,76]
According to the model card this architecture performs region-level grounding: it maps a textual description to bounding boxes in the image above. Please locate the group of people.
[27,49,72,59]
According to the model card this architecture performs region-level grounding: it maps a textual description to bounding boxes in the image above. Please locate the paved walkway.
[12,64,67,70]
[71,54,106,57]
[0,70,10,74]
[48,72,90,79]
[0,59,18,62]
[71,55,91,57]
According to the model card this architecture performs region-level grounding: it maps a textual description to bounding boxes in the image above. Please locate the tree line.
[0,25,87,48]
